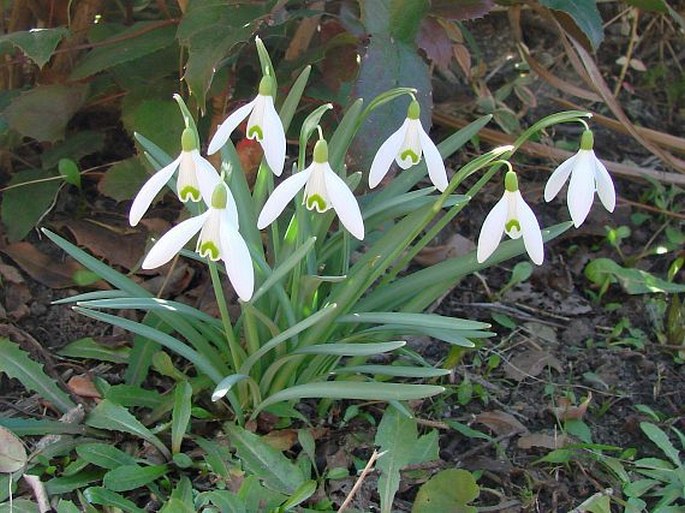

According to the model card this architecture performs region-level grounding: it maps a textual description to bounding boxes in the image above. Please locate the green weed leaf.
[1,169,61,241]
[102,464,168,492]
[539,0,604,50]
[412,469,479,513]
[0,27,68,68]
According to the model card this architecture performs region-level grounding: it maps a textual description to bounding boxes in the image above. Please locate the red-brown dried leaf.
[474,410,528,436]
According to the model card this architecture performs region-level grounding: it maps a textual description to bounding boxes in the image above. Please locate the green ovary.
[247,125,264,141]
[306,194,327,212]
[199,241,220,261]
[400,149,420,164]
[179,186,201,202]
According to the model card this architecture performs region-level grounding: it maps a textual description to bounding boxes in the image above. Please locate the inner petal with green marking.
[247,125,264,141]
[505,218,521,237]
[400,148,420,165]
[179,186,201,203]
[198,241,220,261]
[306,194,327,212]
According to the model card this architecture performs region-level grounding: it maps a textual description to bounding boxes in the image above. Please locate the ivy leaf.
[0,27,69,68]
[539,0,604,50]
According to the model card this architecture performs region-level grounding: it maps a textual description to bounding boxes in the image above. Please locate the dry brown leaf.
[67,375,101,399]
[503,350,564,381]
[550,392,592,421]
[474,410,528,436]
[0,261,30,320]
[262,429,298,451]
[517,432,570,450]
[414,233,475,266]
[0,426,27,473]
[284,2,323,61]
[0,241,108,289]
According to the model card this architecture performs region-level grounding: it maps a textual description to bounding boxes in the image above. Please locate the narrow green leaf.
[278,65,311,132]
[298,103,333,169]
[45,470,105,495]
[0,337,75,413]
[0,499,39,512]
[280,480,317,509]
[224,423,305,494]
[293,341,406,356]
[86,400,170,459]
[337,312,489,331]
[76,443,137,470]
[172,382,193,454]
[58,337,129,364]
[251,237,316,302]
[335,365,449,378]
[328,98,364,170]
[103,464,168,492]
[640,422,681,467]
[83,487,145,513]
[0,418,84,436]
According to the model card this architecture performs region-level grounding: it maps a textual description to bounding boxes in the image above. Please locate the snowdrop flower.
[369,99,447,191]
[257,138,364,240]
[142,181,254,301]
[207,75,286,176]
[129,128,219,227]
[544,129,616,228]
[477,170,544,265]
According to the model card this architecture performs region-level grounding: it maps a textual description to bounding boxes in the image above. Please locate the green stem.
[208,261,241,370]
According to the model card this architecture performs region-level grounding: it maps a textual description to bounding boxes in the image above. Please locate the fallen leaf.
[504,350,564,381]
[0,426,27,473]
[517,432,570,450]
[0,261,31,320]
[236,138,263,188]
[262,429,298,451]
[414,233,475,266]
[0,241,108,289]
[67,375,101,399]
[474,410,528,436]
[550,392,592,421]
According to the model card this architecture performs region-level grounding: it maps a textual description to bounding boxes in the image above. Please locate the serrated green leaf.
[539,0,604,50]
[71,23,176,80]
[0,27,69,68]
[224,423,305,494]
[0,418,84,436]
[0,337,76,413]
[640,422,681,467]
[103,464,168,492]
[57,337,129,364]
[1,168,61,241]
[83,487,145,513]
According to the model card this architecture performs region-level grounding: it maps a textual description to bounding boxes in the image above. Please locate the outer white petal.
[129,155,181,226]
[515,191,544,265]
[207,100,257,155]
[191,151,221,205]
[220,211,254,301]
[544,153,578,202]
[256,168,312,229]
[418,126,448,192]
[567,150,596,227]
[368,119,409,188]
[261,96,286,176]
[323,165,365,240]
[592,153,616,213]
[141,212,209,269]
[476,194,508,263]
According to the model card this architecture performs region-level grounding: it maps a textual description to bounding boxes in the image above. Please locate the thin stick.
[337,450,384,513]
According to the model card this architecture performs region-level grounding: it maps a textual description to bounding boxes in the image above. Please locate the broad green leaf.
[76,443,137,469]
[389,0,429,43]
[412,469,479,513]
[0,426,27,472]
[1,168,61,241]
[45,470,105,495]
[3,84,88,142]
[86,400,170,459]
[71,23,176,80]
[98,157,149,202]
[172,382,193,454]
[103,464,168,492]
[625,0,667,11]
[256,382,444,414]
[585,258,685,295]
[58,337,129,364]
[539,0,604,50]
[0,418,83,436]
[0,27,69,68]
[293,341,406,356]
[640,422,681,467]
[83,487,145,513]
[58,158,81,188]
[279,480,317,510]
[56,500,81,513]
[199,490,246,513]
[160,498,194,513]
[40,130,105,170]
[122,98,183,157]
[238,475,287,512]
[0,499,38,512]
[224,423,305,494]
[0,337,76,413]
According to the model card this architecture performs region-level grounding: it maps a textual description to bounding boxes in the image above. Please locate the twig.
[23,474,50,513]
[337,450,384,513]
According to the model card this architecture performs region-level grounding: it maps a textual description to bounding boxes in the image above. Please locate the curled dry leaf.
[550,392,592,421]
[503,350,564,382]
[67,374,101,399]
[414,233,475,266]
[474,410,528,436]
[517,432,570,450]
[0,426,27,473]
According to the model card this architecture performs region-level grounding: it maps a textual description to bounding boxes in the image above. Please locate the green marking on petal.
[400,149,420,164]
[199,241,220,261]
[306,194,327,212]
[505,219,521,234]
[179,186,201,202]
[247,125,264,141]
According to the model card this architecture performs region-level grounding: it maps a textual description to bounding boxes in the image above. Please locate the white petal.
[207,100,256,155]
[368,119,408,188]
[544,152,578,202]
[567,151,596,227]
[592,153,616,213]
[515,191,544,265]
[220,213,254,301]
[256,168,312,229]
[476,194,508,263]
[191,151,221,205]
[141,212,209,269]
[324,165,365,240]
[261,96,286,176]
[129,156,181,226]
[396,119,422,169]
[418,126,448,192]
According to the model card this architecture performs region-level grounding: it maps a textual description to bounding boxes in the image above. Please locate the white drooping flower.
[142,181,254,301]
[477,170,544,266]
[207,75,286,177]
[129,128,219,227]
[369,99,447,191]
[257,138,365,240]
[544,129,616,228]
